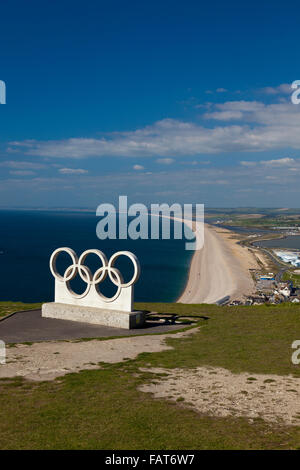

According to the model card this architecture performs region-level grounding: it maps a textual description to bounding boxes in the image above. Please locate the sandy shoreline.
[178,223,261,304]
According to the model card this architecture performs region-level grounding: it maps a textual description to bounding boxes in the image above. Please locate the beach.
[178,223,259,304]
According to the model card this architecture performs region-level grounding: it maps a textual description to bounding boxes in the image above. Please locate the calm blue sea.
[0,210,193,303]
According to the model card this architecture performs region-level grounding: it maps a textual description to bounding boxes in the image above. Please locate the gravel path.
[0,328,198,382]
[139,366,300,426]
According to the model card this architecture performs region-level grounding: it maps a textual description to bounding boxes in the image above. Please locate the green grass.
[1,368,300,450]
[135,302,300,377]
[0,301,42,318]
[213,214,300,229]
[0,301,300,449]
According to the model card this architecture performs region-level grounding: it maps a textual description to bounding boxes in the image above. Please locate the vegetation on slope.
[0,301,299,449]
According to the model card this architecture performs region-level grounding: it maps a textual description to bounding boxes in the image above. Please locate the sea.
[0,210,193,303]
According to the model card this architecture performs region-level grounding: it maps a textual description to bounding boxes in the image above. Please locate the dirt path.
[139,366,300,426]
[0,328,198,382]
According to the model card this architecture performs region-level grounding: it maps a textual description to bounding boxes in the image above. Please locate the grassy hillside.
[0,301,42,318]
[0,301,299,449]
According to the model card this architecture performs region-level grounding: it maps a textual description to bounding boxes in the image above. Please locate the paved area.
[0,309,186,343]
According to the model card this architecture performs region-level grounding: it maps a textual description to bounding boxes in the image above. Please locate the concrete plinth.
[42,303,145,329]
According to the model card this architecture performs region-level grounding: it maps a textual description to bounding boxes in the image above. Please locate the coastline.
[177,224,260,304]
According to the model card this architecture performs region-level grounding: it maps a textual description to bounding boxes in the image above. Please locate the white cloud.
[205,110,244,121]
[180,160,198,165]
[180,160,210,165]
[156,158,174,165]
[0,160,47,169]
[58,168,88,174]
[241,157,297,168]
[133,164,144,170]
[206,88,228,94]
[260,157,296,167]
[3,159,300,207]
[204,100,265,121]
[7,98,300,159]
[260,83,291,95]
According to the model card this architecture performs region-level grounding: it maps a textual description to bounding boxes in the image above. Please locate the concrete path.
[0,309,186,343]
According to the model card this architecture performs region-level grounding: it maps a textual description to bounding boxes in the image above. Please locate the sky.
[1,0,300,208]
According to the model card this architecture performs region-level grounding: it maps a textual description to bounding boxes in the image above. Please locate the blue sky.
[1,0,300,207]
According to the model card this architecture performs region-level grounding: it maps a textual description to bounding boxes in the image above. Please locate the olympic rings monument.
[42,247,145,329]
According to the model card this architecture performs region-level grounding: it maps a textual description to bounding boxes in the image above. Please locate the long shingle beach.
[178,223,258,304]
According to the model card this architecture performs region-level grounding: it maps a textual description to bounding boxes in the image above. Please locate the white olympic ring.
[49,247,140,302]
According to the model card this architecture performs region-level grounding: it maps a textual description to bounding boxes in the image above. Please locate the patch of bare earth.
[139,366,300,426]
[0,328,198,382]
